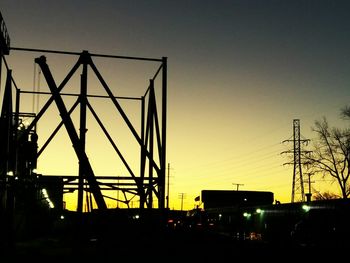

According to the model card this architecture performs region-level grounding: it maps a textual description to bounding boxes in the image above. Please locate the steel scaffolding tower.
[0,9,169,255]
[0,47,167,213]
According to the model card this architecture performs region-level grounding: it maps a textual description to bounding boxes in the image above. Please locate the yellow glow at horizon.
[2,47,345,213]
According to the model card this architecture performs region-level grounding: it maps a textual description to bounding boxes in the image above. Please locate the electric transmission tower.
[282,119,310,203]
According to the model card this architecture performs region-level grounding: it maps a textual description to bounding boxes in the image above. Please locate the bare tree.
[341,105,350,120]
[305,116,350,199]
[313,190,340,200]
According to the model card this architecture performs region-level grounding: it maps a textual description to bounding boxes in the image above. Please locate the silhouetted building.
[201,190,274,210]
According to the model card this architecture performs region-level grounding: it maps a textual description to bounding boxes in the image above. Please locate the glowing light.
[243,212,251,218]
[302,204,310,212]
[7,171,13,176]
[133,214,140,219]
[48,201,55,209]
[41,188,55,208]
[42,188,49,198]
[256,208,263,214]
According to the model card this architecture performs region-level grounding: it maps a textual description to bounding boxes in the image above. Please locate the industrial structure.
[0,11,168,248]
[201,190,274,210]
[2,9,350,259]
[282,119,311,203]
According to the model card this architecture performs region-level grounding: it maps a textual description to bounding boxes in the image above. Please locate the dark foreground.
[2,204,349,261]
[2,228,342,261]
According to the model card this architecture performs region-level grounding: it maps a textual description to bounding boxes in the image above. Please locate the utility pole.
[117,178,119,208]
[178,193,186,211]
[304,172,314,202]
[232,183,244,191]
[282,119,311,203]
[166,163,170,209]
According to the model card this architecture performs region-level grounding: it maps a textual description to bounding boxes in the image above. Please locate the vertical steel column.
[77,52,88,213]
[160,57,167,209]
[0,70,14,250]
[140,96,146,208]
[148,80,154,208]
[0,70,13,176]
[166,163,170,209]
[14,88,20,176]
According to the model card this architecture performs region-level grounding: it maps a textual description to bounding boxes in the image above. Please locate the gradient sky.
[1,0,350,210]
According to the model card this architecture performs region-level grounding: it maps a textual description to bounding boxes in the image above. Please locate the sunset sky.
[1,0,350,210]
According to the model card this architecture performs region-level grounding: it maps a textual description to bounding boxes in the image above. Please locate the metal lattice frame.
[5,48,167,211]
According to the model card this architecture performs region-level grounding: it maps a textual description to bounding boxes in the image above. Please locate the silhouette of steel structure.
[0,12,167,213]
[282,119,310,203]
